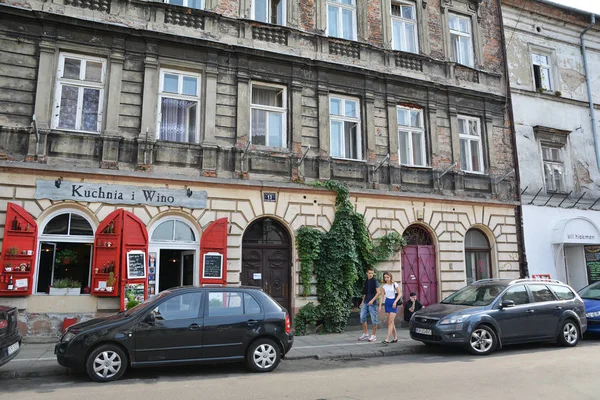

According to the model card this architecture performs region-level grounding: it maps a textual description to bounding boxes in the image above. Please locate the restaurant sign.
[35,179,208,208]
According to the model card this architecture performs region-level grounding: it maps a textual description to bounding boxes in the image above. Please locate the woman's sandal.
[382,340,390,344]
[390,339,398,343]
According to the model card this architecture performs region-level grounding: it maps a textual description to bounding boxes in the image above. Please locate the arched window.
[243,218,289,245]
[38,211,95,294]
[151,219,196,242]
[465,229,491,285]
[403,225,433,246]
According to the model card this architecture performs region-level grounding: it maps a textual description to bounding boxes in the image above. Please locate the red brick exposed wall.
[299,0,316,31]
[366,0,383,46]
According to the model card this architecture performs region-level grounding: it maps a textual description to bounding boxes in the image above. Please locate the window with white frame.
[391,1,418,53]
[330,96,361,159]
[532,53,552,91]
[157,70,201,143]
[253,0,285,25]
[250,83,287,147]
[327,0,357,41]
[164,0,204,9]
[53,53,106,132]
[541,145,564,192]
[398,106,426,166]
[449,14,474,67]
[458,116,484,173]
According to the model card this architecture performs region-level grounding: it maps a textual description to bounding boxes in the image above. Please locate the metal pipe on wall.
[580,14,599,168]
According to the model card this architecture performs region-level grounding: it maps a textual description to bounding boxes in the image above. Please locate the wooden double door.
[241,219,291,312]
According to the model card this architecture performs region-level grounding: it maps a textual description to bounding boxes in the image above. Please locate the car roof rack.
[509,278,564,285]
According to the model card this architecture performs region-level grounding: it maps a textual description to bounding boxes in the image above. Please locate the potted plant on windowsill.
[49,278,82,296]
[55,249,78,266]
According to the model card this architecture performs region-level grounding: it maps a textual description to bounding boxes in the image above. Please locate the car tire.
[467,325,497,356]
[85,344,128,382]
[558,319,580,347]
[246,338,281,373]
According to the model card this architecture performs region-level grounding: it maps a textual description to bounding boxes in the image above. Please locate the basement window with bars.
[541,145,564,192]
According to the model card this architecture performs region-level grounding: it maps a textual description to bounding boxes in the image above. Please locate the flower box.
[49,287,81,296]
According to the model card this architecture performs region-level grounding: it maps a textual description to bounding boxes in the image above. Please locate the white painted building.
[503,0,600,290]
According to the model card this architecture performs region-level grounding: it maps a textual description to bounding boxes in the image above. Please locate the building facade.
[502,0,600,290]
[0,0,520,338]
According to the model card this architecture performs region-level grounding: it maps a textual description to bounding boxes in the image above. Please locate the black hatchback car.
[55,286,293,382]
[0,305,21,367]
[409,279,587,355]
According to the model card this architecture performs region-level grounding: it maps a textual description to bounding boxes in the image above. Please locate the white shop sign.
[554,217,600,244]
[35,180,208,208]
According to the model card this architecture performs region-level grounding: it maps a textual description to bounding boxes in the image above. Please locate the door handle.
[526,309,535,313]
[247,320,258,327]
[555,306,562,310]
[189,323,202,330]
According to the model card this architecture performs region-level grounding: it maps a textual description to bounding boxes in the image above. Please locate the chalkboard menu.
[127,251,147,279]
[203,253,223,279]
[584,246,600,284]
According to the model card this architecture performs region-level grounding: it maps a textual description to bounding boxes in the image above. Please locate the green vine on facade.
[294,180,406,335]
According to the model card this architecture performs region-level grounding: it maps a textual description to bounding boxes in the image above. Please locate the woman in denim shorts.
[381,272,402,344]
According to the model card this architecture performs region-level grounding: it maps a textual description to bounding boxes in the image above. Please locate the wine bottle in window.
[8,275,14,290]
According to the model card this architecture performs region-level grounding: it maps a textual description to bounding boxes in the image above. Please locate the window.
[151,219,196,242]
[329,96,361,160]
[253,0,285,25]
[549,285,576,301]
[327,0,357,40]
[532,53,552,91]
[458,116,484,173]
[449,14,474,67]
[529,284,557,303]
[397,106,426,166]
[154,293,202,320]
[465,229,491,285]
[250,84,287,147]
[53,53,106,132]
[208,292,260,317]
[391,2,418,53]
[158,70,201,143]
[541,145,564,192]
[502,285,530,305]
[164,0,204,9]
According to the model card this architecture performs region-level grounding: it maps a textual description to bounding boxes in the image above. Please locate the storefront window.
[37,212,95,294]
[465,229,491,285]
[151,220,196,242]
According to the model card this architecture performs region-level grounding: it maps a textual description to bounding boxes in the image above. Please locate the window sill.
[399,164,431,170]
[461,170,488,177]
[52,128,101,135]
[249,144,291,154]
[331,157,366,163]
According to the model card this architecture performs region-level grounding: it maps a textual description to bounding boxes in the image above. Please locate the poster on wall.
[584,246,600,284]
[148,252,157,296]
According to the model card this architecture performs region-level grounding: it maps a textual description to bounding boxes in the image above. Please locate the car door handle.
[189,323,202,330]
[247,320,258,327]
[526,309,535,313]
[555,306,562,310]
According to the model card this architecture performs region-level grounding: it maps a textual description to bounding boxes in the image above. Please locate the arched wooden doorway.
[241,218,291,311]
[402,225,437,306]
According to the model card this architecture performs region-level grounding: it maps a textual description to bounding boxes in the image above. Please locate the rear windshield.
[579,281,600,301]
[442,284,505,306]
[253,290,285,313]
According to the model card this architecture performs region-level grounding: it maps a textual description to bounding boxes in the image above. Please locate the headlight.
[61,331,77,342]
[586,311,600,318]
[440,315,471,325]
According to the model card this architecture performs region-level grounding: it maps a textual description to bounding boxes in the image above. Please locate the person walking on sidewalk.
[381,272,402,344]
[358,268,381,343]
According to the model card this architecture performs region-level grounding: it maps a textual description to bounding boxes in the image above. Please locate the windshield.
[124,290,171,316]
[441,284,505,306]
[579,282,600,301]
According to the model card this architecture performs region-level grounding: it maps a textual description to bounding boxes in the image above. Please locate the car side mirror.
[144,312,156,325]
[501,300,515,309]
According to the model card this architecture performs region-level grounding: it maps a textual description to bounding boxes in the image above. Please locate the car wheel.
[467,325,497,356]
[85,344,128,382]
[246,338,281,373]
[558,319,580,347]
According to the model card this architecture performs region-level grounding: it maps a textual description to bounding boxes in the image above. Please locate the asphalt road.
[2,339,599,400]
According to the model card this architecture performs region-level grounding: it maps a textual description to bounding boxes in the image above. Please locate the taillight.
[0,319,7,329]
[285,313,291,334]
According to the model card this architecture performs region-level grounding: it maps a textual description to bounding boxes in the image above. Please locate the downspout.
[32,114,39,160]
[497,0,528,278]
[580,14,599,168]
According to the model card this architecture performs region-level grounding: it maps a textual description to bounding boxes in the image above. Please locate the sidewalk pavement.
[0,326,420,379]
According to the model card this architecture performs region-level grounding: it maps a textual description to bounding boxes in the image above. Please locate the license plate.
[415,327,432,335]
[7,341,19,356]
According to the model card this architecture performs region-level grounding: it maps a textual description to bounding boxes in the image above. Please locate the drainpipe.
[497,0,528,278]
[32,114,39,160]
[580,14,599,168]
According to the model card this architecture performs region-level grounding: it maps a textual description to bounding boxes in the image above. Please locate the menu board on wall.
[584,246,600,283]
[127,251,147,279]
[203,253,223,279]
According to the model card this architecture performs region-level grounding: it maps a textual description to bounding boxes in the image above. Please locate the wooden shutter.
[199,218,228,285]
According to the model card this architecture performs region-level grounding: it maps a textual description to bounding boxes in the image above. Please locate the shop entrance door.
[157,249,196,292]
[241,218,291,312]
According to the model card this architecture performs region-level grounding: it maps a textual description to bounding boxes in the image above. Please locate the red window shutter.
[91,210,123,297]
[119,211,148,311]
[199,218,228,285]
[0,203,38,296]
